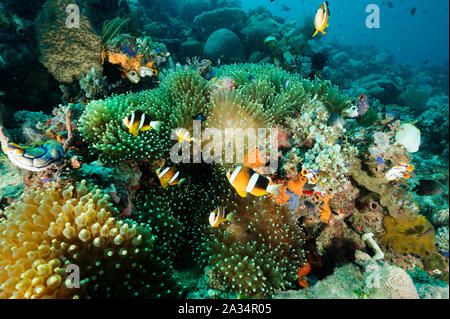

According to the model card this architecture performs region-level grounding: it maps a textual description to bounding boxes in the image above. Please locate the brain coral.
[204,197,306,298]
[0,180,183,298]
[35,0,103,83]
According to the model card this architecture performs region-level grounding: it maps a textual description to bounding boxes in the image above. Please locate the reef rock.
[194,7,246,34]
[203,28,243,63]
[180,37,204,59]
[241,14,282,50]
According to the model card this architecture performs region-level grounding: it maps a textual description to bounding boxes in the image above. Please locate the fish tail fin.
[312,30,319,37]
[150,121,163,132]
[266,183,283,195]
[161,182,169,189]
[130,129,138,136]
[236,188,247,197]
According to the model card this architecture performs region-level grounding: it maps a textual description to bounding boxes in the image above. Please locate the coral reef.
[0,0,448,301]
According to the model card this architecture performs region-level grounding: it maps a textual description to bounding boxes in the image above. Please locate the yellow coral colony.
[382,215,437,257]
[0,180,147,299]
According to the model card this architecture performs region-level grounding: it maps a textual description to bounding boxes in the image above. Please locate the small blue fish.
[155,48,161,53]
[377,156,384,165]
[441,251,449,257]
[248,75,256,82]
[205,73,212,80]
[345,163,350,167]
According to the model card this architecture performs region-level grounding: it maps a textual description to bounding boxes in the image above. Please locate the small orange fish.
[226,165,281,197]
[155,166,183,189]
[209,206,232,227]
[297,262,311,288]
[313,1,330,37]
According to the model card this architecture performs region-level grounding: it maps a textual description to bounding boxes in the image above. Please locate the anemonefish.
[123,110,163,136]
[297,262,311,288]
[226,165,281,198]
[301,168,318,184]
[174,128,199,144]
[155,166,184,189]
[313,1,330,37]
[209,206,233,227]
[386,162,414,181]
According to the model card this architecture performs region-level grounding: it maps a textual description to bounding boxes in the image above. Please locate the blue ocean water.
[243,0,449,66]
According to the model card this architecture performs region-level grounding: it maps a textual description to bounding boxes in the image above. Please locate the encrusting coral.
[382,215,436,258]
[0,180,183,298]
[35,0,103,83]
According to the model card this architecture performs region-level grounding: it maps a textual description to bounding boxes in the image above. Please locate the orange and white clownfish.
[226,165,281,197]
[123,110,163,136]
[174,128,200,144]
[155,166,184,189]
[209,206,233,227]
[313,1,330,37]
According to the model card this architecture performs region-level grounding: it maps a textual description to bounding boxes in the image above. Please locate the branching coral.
[35,0,103,83]
[0,180,183,298]
[204,197,306,298]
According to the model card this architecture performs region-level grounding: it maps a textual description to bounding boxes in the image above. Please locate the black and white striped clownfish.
[155,166,185,189]
[226,165,281,197]
[209,206,233,227]
[123,110,163,136]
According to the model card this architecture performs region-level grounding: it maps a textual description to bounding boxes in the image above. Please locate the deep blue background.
[241,0,449,66]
